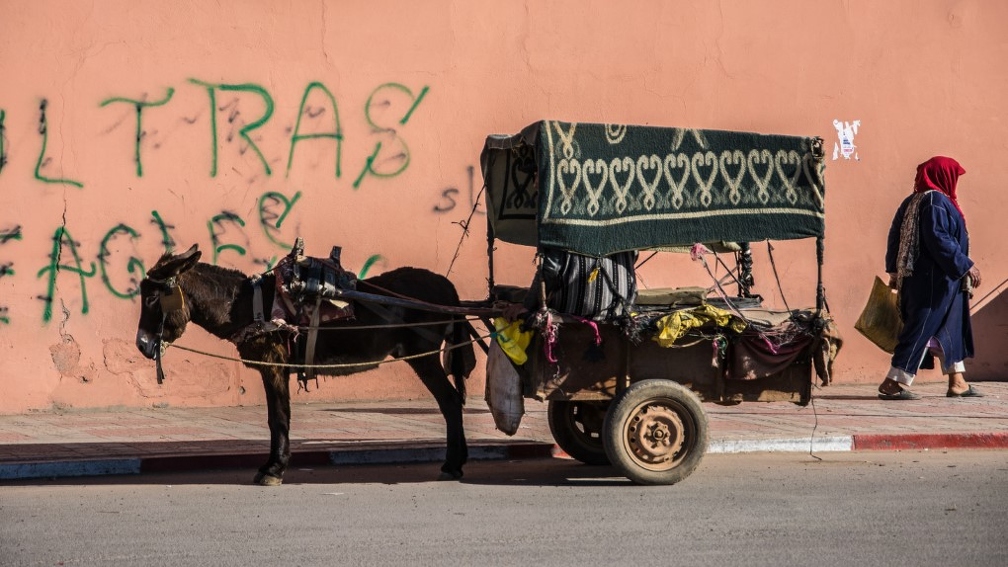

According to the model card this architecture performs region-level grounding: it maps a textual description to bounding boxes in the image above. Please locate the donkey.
[134,244,477,485]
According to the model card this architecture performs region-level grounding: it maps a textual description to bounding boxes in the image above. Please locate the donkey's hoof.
[437,470,463,481]
[253,472,284,486]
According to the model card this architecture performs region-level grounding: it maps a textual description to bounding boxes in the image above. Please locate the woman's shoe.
[946,385,984,398]
[878,389,921,400]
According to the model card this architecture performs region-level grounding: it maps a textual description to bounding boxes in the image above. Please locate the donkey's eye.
[144,294,160,308]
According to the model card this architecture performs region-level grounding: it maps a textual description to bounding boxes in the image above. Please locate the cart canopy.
[481,120,825,257]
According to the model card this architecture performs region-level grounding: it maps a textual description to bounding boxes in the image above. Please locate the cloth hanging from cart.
[481,120,826,257]
[812,314,843,386]
[653,304,747,347]
[729,332,814,380]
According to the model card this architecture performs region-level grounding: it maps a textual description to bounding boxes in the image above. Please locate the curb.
[707,432,1008,454]
[852,432,1008,451]
[3,433,1007,482]
[0,459,144,480]
[0,442,558,482]
[709,436,854,453]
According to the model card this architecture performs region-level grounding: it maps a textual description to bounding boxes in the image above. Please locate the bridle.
[143,275,186,384]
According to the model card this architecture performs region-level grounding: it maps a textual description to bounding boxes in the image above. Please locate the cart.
[469,120,841,485]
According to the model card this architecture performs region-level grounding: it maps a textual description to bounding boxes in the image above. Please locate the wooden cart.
[470,120,839,485]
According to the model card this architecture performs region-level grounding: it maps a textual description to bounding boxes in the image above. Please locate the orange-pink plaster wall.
[1,0,1005,413]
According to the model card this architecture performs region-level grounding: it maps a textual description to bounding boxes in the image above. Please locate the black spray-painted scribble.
[0,225,22,324]
[0,109,8,174]
[433,165,483,216]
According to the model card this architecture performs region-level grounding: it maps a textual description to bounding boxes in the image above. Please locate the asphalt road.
[2,451,1007,566]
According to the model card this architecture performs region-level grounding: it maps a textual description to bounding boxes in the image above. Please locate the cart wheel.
[602,380,708,485]
[547,400,611,465]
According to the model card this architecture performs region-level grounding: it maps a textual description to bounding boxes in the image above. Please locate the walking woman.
[877,156,983,400]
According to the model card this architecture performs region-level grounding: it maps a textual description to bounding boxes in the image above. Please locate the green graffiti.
[393,85,430,126]
[352,141,383,189]
[353,83,429,189]
[207,212,247,265]
[190,80,219,176]
[286,82,343,179]
[0,109,7,174]
[98,224,144,300]
[99,88,175,177]
[36,227,96,323]
[34,100,83,188]
[150,210,176,253]
[258,190,301,249]
[189,79,275,177]
[357,254,385,279]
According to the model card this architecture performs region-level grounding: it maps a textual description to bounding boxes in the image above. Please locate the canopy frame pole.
[486,204,496,300]
[737,242,754,298]
[816,236,825,312]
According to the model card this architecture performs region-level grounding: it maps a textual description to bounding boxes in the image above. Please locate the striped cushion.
[544,249,637,321]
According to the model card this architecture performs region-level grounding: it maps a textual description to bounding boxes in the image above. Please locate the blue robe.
[885,191,974,373]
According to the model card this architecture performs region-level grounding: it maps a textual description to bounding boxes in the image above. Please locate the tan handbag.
[854,276,903,353]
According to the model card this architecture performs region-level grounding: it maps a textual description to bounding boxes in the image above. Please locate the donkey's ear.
[167,244,201,276]
[176,244,200,262]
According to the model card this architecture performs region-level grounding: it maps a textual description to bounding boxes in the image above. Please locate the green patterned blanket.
[481,120,825,256]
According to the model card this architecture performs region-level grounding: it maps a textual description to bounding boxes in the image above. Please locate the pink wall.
[1,0,1005,413]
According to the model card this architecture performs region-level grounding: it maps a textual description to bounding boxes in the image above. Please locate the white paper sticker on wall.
[832,119,860,161]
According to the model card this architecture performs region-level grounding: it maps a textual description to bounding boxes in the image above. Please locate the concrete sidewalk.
[1,381,1006,481]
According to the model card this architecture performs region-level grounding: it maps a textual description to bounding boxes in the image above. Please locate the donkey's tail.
[445,317,477,402]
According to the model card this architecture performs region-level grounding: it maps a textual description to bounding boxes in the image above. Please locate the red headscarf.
[914,156,966,223]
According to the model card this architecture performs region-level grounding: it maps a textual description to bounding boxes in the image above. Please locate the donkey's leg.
[253,366,292,486]
[409,355,468,480]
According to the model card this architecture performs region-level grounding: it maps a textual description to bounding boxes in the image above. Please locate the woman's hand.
[887,272,898,289]
[968,264,982,289]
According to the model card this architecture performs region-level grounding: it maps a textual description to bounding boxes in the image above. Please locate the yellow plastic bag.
[854,276,903,354]
[493,318,533,365]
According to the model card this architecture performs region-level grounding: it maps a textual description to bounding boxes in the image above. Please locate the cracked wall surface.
[0,0,1006,413]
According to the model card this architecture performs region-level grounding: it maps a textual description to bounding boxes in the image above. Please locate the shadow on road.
[2,457,630,488]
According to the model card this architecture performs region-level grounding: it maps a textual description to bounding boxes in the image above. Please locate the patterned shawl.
[895,156,966,289]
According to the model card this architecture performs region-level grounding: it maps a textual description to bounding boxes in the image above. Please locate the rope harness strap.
[153,276,184,385]
[169,332,491,372]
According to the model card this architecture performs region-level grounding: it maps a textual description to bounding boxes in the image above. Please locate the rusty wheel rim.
[623,398,692,472]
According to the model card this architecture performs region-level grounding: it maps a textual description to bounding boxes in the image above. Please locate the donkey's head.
[135,244,202,360]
